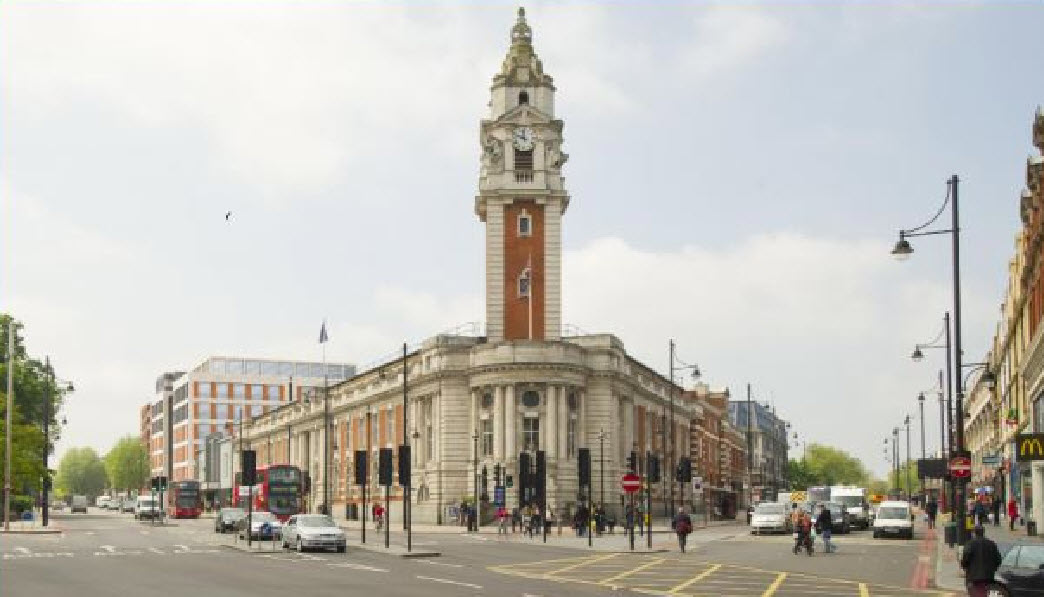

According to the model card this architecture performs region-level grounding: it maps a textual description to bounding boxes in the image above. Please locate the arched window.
[518,90,529,105]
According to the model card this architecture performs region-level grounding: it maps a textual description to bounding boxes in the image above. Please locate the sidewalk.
[0,513,62,535]
[934,515,1042,592]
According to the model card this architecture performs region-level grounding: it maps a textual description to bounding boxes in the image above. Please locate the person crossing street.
[673,507,693,553]
[816,504,835,554]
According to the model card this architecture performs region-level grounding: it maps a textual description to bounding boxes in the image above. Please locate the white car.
[872,500,914,539]
[134,496,161,520]
[71,495,88,513]
[282,514,346,553]
[750,502,790,534]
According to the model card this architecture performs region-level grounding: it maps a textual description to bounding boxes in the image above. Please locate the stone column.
[623,397,634,461]
[470,389,478,461]
[505,385,516,459]
[545,387,556,454]
[494,386,504,460]
[578,388,587,448]
[557,387,568,459]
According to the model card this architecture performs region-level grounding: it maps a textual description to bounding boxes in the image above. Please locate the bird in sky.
[225,211,232,221]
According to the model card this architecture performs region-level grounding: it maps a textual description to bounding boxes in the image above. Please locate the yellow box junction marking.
[546,553,618,577]
[600,557,666,588]
[859,582,870,597]
[762,572,787,597]
[667,563,722,594]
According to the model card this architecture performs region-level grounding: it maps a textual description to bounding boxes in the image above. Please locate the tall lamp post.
[4,319,15,532]
[667,340,700,514]
[904,415,912,499]
[893,174,987,542]
[41,357,71,528]
[892,428,900,496]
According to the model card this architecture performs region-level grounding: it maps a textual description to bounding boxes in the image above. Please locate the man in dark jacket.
[816,505,835,553]
[925,499,938,529]
[960,526,1002,597]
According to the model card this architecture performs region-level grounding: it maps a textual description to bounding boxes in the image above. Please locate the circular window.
[567,393,578,411]
[522,390,540,408]
[481,393,493,409]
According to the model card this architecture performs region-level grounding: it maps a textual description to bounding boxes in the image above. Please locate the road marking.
[547,553,618,576]
[859,582,870,597]
[140,530,151,535]
[417,560,463,568]
[600,557,665,588]
[762,572,787,597]
[416,576,482,590]
[149,548,164,555]
[327,562,388,572]
[667,563,722,594]
[14,547,30,555]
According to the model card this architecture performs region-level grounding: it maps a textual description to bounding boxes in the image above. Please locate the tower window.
[518,271,530,298]
[518,90,529,105]
[514,149,533,170]
[518,212,532,237]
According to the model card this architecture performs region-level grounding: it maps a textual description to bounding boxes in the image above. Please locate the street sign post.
[949,456,972,478]
[621,473,641,494]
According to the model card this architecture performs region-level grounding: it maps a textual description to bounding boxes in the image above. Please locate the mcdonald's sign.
[1016,433,1044,462]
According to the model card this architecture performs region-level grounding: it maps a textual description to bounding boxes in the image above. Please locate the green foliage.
[56,447,108,498]
[0,314,71,437]
[0,400,46,495]
[788,443,871,489]
[104,436,149,493]
[10,495,34,514]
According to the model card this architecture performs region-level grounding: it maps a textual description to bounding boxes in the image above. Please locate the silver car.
[282,514,346,553]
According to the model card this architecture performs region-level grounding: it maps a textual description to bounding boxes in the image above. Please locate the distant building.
[728,400,790,501]
[145,356,355,484]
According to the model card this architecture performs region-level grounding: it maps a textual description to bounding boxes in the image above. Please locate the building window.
[481,393,493,409]
[523,417,539,452]
[518,90,529,105]
[250,384,263,400]
[296,363,311,377]
[426,424,434,463]
[233,384,246,399]
[196,383,211,399]
[481,418,493,456]
[216,383,229,399]
[226,360,243,375]
[261,361,279,375]
[566,418,577,457]
[522,390,540,408]
[518,212,532,237]
[567,393,578,411]
[386,409,394,445]
[518,271,530,298]
[370,416,379,448]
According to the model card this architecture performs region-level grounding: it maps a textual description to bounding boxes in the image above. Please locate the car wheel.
[986,583,1010,597]
[872,530,879,539]
[336,545,345,553]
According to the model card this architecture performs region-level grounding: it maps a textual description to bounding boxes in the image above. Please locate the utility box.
[1028,520,1038,536]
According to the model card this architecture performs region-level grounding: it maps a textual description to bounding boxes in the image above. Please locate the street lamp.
[41,357,72,528]
[667,340,700,514]
[892,174,976,542]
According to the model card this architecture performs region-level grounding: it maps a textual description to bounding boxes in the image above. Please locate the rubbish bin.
[1028,520,1038,536]
[944,522,957,547]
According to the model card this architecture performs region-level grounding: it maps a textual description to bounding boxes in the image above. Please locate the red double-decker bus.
[234,464,303,522]
[168,480,203,519]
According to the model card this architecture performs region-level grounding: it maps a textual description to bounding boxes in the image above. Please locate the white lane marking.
[149,548,165,555]
[416,576,482,590]
[140,530,151,535]
[14,547,31,555]
[85,532,95,536]
[327,562,388,572]
[99,545,116,553]
[417,560,463,568]
[460,534,488,542]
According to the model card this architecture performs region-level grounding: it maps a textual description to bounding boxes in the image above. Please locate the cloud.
[675,5,790,82]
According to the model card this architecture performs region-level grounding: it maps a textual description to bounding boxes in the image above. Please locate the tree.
[788,443,871,489]
[0,401,46,496]
[104,436,149,493]
[55,447,108,498]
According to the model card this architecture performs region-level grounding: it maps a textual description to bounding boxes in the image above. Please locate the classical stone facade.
[239,9,703,524]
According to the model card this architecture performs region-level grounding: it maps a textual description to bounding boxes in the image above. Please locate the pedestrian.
[925,498,938,530]
[497,506,508,535]
[1008,497,1019,531]
[992,495,1002,527]
[511,506,520,533]
[637,503,645,537]
[960,526,1002,597]
[816,505,835,554]
[673,507,693,553]
[973,499,988,528]
[625,505,635,536]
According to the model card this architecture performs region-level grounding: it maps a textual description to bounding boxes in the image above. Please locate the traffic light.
[676,457,692,483]
[398,445,411,487]
[536,450,546,505]
[627,451,637,474]
[578,448,591,488]
[241,450,256,486]
[378,448,393,486]
[518,452,531,505]
[647,452,660,483]
[354,450,367,485]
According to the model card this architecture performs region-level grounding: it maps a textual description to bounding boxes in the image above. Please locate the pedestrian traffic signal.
[536,450,546,505]
[241,450,256,486]
[354,450,367,485]
[378,448,393,486]
[647,452,660,483]
[627,451,637,474]
[518,451,531,505]
[398,445,411,487]
[676,457,692,483]
[578,448,591,488]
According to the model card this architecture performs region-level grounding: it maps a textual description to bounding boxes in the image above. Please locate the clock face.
[513,127,535,151]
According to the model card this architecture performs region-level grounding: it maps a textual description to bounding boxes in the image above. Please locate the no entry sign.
[949,456,972,478]
[621,473,641,493]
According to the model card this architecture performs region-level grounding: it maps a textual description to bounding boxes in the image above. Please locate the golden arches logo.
[1020,436,1044,458]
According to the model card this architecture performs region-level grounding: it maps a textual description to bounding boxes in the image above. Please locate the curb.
[0,528,63,535]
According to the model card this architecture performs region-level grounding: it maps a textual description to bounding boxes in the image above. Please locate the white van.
[134,495,160,520]
[71,495,88,513]
[872,500,914,539]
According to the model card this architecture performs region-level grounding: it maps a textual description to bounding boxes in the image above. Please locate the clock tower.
[476,8,569,342]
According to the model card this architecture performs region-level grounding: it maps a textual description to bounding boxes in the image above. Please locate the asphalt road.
[1,509,945,596]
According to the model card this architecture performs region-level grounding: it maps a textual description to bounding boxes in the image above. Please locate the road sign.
[982,455,1002,466]
[493,486,505,507]
[622,473,641,493]
[949,456,972,478]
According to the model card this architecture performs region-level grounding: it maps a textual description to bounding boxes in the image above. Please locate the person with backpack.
[673,507,693,553]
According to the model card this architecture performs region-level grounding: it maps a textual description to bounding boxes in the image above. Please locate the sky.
[2,1,1042,479]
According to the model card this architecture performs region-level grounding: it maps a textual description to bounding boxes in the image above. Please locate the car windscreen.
[834,496,863,507]
[297,516,336,528]
[251,512,278,523]
[222,509,245,519]
[877,507,909,520]
[754,504,785,515]
[1017,545,1044,569]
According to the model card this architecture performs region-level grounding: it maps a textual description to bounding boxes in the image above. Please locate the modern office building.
[146,357,355,484]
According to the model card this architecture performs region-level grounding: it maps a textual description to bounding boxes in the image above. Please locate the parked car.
[71,495,88,513]
[51,500,65,511]
[990,543,1044,596]
[214,507,246,533]
[121,498,135,513]
[237,511,282,541]
[750,502,790,535]
[872,500,914,539]
[282,514,346,553]
[134,496,161,520]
